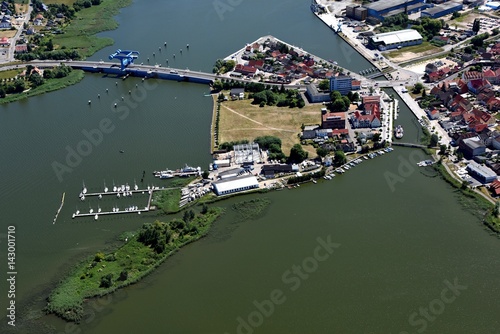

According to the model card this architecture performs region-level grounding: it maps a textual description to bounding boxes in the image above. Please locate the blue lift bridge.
[108,49,140,70]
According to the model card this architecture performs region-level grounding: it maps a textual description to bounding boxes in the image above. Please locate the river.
[1,0,500,333]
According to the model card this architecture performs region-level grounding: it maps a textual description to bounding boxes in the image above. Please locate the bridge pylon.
[109,49,140,71]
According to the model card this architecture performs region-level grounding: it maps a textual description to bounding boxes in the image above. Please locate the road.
[0,1,33,63]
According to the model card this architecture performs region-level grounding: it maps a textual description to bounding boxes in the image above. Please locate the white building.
[369,29,423,51]
[212,175,259,196]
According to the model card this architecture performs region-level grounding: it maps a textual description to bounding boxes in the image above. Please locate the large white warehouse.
[212,175,259,196]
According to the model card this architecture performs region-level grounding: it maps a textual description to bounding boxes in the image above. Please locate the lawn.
[386,42,442,62]
[43,0,77,5]
[0,30,17,38]
[0,69,21,80]
[218,98,321,155]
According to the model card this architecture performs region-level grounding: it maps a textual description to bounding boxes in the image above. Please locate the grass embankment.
[151,177,197,214]
[45,207,224,322]
[53,0,132,57]
[218,99,319,155]
[433,160,500,232]
[0,70,84,104]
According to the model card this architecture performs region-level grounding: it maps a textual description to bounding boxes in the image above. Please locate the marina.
[72,182,166,219]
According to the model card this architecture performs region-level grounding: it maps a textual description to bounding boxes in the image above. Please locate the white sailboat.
[82,181,87,194]
[104,180,109,193]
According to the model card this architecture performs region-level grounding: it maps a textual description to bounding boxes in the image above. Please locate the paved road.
[0,2,33,63]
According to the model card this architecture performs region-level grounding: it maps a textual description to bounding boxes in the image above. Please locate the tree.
[29,72,44,87]
[119,270,128,281]
[202,170,209,179]
[212,79,223,92]
[472,18,480,35]
[316,147,328,158]
[421,89,427,98]
[289,144,308,163]
[439,144,447,155]
[334,150,346,166]
[318,79,330,91]
[429,134,439,147]
[201,204,208,214]
[100,274,113,288]
[331,99,346,111]
[372,133,381,143]
[412,82,424,94]
[451,11,461,20]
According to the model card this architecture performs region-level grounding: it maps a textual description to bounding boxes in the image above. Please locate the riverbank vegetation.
[45,206,224,322]
[18,0,132,60]
[433,158,499,233]
[231,198,271,222]
[0,66,83,104]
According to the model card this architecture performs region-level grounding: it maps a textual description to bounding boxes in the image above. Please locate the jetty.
[53,192,65,224]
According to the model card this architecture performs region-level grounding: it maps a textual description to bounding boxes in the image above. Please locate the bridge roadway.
[0,60,411,89]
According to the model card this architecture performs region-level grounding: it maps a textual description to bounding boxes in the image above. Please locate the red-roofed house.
[350,111,381,128]
[489,179,500,196]
[483,69,498,84]
[487,97,500,112]
[427,108,440,120]
[247,59,264,69]
[0,37,9,46]
[234,64,257,76]
[467,79,491,94]
[322,112,346,129]
[462,71,483,82]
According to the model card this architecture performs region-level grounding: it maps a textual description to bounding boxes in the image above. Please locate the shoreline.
[45,207,225,322]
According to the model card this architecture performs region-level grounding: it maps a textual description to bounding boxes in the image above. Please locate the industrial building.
[212,175,259,196]
[467,161,497,184]
[233,143,261,164]
[329,75,353,95]
[421,1,463,19]
[485,1,500,10]
[346,5,368,21]
[363,0,430,21]
[369,29,423,51]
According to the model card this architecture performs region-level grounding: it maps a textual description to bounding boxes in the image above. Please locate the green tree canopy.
[289,144,308,163]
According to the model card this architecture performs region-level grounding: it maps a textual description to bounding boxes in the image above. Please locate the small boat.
[82,181,87,194]
[134,180,138,191]
[81,195,85,201]
[113,180,117,192]
[119,150,124,153]
[117,193,121,198]
[94,214,98,220]
[89,207,94,214]
[312,179,317,184]
[125,183,130,192]
[98,194,102,199]
[395,125,404,139]
[104,181,108,193]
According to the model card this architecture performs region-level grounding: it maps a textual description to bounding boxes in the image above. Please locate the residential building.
[459,137,486,158]
[329,75,352,95]
[322,112,346,129]
[350,111,381,128]
[302,125,320,139]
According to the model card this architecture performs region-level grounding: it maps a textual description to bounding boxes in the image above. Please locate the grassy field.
[0,30,17,38]
[218,98,321,155]
[386,42,442,61]
[53,0,132,57]
[0,69,21,80]
[152,188,181,214]
[0,70,84,104]
[45,207,224,322]
[43,0,77,5]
